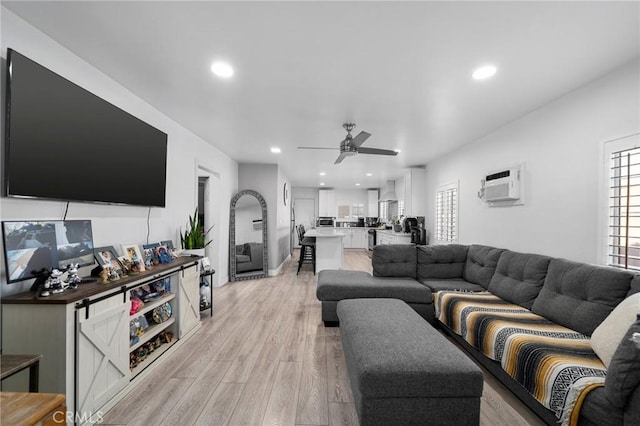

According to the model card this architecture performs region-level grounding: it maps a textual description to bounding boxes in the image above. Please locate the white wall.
[425,60,640,264]
[0,9,239,295]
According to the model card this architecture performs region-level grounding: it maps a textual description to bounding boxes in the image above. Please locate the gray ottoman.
[337,298,483,426]
[317,270,434,325]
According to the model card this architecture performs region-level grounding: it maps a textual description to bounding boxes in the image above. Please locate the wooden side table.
[1,354,42,392]
[1,392,66,425]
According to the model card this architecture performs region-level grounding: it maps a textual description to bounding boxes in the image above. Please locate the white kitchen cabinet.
[367,189,379,217]
[403,168,427,216]
[318,189,336,217]
[351,229,368,248]
[342,230,353,248]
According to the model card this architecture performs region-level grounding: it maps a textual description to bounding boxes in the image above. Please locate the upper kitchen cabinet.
[318,189,336,217]
[367,189,379,217]
[403,168,426,216]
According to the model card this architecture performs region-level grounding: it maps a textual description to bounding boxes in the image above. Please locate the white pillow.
[590,292,640,367]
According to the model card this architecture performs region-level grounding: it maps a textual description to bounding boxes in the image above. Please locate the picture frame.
[121,243,146,272]
[161,240,174,250]
[94,246,125,274]
[142,242,160,265]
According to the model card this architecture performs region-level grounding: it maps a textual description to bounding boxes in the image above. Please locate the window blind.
[608,147,640,270]
[435,183,458,243]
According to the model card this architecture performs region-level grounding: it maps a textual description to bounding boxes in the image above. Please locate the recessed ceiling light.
[319,172,326,176]
[472,64,497,80]
[355,183,361,186]
[211,61,234,78]
[366,173,373,177]
[320,182,326,186]
[270,147,281,154]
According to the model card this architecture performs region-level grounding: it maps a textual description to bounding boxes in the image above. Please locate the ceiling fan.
[298,123,398,164]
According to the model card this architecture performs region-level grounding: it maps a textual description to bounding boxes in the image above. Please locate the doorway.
[196,166,220,287]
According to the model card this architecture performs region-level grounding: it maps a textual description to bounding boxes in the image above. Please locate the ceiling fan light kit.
[297,122,399,164]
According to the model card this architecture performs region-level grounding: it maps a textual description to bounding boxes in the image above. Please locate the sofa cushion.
[316,270,431,304]
[591,293,640,367]
[236,254,250,263]
[419,278,485,293]
[462,245,504,288]
[629,275,640,297]
[416,244,468,279]
[605,316,640,409]
[372,244,417,278]
[531,258,636,336]
[487,251,552,309]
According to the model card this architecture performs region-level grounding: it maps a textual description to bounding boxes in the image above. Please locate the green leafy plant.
[180,208,213,249]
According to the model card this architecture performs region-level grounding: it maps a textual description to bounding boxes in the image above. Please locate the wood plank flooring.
[102,249,545,426]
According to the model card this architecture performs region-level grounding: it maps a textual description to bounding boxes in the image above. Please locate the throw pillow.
[604,316,640,408]
[591,293,640,367]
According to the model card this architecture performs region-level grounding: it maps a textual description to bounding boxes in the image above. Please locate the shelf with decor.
[1,256,201,420]
[133,292,176,317]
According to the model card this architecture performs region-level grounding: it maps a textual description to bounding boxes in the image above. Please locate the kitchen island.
[304,228,347,272]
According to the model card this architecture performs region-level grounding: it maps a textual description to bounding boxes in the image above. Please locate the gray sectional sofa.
[317,244,640,425]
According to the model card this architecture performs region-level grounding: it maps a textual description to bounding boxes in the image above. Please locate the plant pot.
[183,248,205,257]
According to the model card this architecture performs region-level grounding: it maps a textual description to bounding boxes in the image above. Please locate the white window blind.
[435,182,458,243]
[608,147,640,270]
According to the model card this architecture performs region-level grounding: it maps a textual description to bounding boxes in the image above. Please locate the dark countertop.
[2,256,199,305]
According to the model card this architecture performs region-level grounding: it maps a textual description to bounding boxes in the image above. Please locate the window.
[378,201,398,223]
[435,182,458,243]
[608,144,640,270]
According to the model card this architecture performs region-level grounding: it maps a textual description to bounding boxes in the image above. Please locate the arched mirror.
[229,189,268,281]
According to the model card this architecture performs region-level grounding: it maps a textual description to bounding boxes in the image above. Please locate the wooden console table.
[1,354,42,392]
[1,392,66,425]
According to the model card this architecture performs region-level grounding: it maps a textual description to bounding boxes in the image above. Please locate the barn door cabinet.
[1,257,201,424]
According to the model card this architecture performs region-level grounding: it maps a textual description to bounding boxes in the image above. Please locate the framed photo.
[121,243,146,272]
[94,246,125,274]
[143,242,160,265]
[161,240,174,250]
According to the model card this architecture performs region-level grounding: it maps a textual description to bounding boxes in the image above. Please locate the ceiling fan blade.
[334,153,348,164]
[297,146,339,150]
[357,147,398,156]
[349,131,371,149]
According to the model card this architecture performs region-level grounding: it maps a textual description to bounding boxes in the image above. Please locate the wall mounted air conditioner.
[483,167,521,202]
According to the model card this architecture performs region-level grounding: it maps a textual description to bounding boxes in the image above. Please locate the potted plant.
[180,208,213,256]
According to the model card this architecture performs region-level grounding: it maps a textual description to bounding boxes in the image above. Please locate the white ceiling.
[4,1,639,189]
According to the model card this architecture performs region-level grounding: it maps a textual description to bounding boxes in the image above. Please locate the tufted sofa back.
[462,245,505,288]
[531,258,636,336]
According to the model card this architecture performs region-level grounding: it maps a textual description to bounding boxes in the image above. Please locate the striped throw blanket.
[434,291,606,425]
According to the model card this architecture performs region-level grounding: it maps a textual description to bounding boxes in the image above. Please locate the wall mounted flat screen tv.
[4,49,168,207]
[2,219,95,285]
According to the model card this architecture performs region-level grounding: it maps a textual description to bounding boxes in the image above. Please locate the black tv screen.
[5,49,168,207]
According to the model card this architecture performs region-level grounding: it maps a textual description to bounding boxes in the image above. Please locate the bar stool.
[297,225,316,275]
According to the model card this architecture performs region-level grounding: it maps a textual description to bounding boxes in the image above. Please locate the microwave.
[317,217,335,227]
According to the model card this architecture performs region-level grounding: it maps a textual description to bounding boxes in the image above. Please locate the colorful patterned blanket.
[434,291,606,425]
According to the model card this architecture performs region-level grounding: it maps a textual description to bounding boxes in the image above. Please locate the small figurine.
[99,267,110,284]
[47,269,66,294]
[108,267,121,281]
[66,263,82,289]
[144,249,155,268]
[155,245,172,264]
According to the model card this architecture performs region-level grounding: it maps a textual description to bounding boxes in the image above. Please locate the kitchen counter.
[304,229,345,271]
[305,229,347,237]
[376,230,412,245]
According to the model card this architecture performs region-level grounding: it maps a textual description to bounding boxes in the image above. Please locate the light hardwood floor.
[102,249,545,426]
